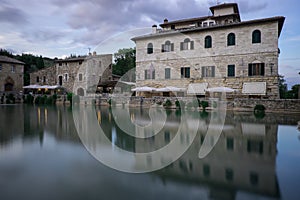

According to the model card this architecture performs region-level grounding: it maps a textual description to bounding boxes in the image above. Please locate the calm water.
[0,105,300,200]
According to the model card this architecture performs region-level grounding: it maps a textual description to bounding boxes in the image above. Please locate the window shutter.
[186,68,190,78]
[180,42,183,51]
[181,68,184,78]
[190,41,194,50]
[212,66,215,77]
[152,70,155,79]
[248,64,252,76]
[145,70,147,80]
[171,43,174,51]
[201,67,205,78]
[161,44,165,52]
[261,63,265,76]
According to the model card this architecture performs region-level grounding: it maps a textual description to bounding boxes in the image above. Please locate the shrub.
[163,99,172,108]
[45,96,54,105]
[254,104,266,112]
[7,94,15,104]
[200,101,209,111]
[35,96,41,104]
[25,94,34,104]
[67,93,73,103]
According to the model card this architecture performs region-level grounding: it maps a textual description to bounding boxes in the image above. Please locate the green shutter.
[171,43,174,51]
[248,64,252,76]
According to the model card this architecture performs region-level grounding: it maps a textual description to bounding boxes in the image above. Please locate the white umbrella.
[23,84,41,89]
[156,86,186,92]
[206,87,236,93]
[131,86,155,92]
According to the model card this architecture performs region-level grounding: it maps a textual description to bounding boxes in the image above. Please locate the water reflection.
[0,105,300,199]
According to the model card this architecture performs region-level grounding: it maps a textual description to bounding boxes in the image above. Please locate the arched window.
[227,33,235,46]
[205,36,212,48]
[252,30,261,44]
[77,88,84,96]
[180,38,194,50]
[162,40,174,52]
[147,43,153,54]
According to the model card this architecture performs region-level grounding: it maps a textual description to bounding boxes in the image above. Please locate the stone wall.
[0,62,24,92]
[135,20,281,99]
[30,66,56,86]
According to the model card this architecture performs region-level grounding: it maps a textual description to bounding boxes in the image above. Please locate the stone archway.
[4,76,15,92]
[77,88,84,96]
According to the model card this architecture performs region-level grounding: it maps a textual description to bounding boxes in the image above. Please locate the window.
[247,140,263,154]
[248,63,265,76]
[252,30,261,43]
[227,33,235,46]
[43,76,46,83]
[180,67,190,78]
[36,76,39,83]
[165,68,171,79]
[64,73,68,81]
[11,65,15,72]
[201,66,215,77]
[203,22,208,27]
[226,137,234,150]
[147,43,153,54]
[209,22,214,26]
[59,76,63,86]
[225,168,234,181]
[227,65,235,77]
[79,61,82,65]
[171,25,175,30]
[0,64,2,71]
[249,172,259,186]
[162,41,174,52]
[180,38,194,50]
[145,69,155,80]
[59,62,62,66]
[205,36,212,48]
[79,73,83,81]
[164,131,170,143]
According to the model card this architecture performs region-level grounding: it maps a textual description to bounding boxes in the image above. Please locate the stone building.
[30,53,113,96]
[0,55,24,93]
[132,3,285,99]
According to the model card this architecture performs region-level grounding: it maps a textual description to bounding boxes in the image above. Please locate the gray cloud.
[238,0,268,14]
[0,0,28,24]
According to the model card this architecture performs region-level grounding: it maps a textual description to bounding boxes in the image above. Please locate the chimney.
[152,25,157,34]
[93,51,97,56]
[164,18,168,23]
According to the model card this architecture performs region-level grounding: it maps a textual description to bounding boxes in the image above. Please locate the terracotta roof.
[132,16,285,41]
[0,55,25,65]
[55,56,87,63]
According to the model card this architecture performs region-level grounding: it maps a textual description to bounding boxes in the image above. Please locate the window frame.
[144,69,155,80]
[180,38,194,51]
[180,67,190,78]
[201,66,215,77]
[252,30,261,44]
[205,36,212,48]
[248,63,265,76]
[227,33,236,46]
[147,43,153,54]
[227,65,235,77]
[165,68,171,79]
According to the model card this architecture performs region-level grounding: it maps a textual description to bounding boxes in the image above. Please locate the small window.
[227,65,235,77]
[201,66,215,77]
[209,22,214,26]
[203,22,208,27]
[165,68,171,79]
[226,137,234,150]
[43,76,46,83]
[64,74,68,81]
[145,69,155,80]
[79,74,83,81]
[227,33,235,46]
[180,67,190,78]
[171,25,175,30]
[252,30,261,44]
[205,36,212,48]
[180,38,194,51]
[0,64,2,71]
[247,140,263,154]
[36,76,39,83]
[248,63,265,76]
[79,61,82,65]
[59,62,62,66]
[147,43,153,54]
[11,65,15,72]
[225,168,234,181]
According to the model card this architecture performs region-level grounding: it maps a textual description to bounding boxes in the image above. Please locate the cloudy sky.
[0,0,299,86]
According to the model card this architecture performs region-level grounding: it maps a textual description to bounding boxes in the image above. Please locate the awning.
[23,85,63,89]
[206,87,236,93]
[242,82,266,95]
[187,83,208,95]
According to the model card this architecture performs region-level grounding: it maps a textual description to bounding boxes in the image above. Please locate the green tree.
[112,48,136,76]
[278,75,287,99]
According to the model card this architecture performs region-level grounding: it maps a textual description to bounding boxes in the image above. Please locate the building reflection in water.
[1,105,300,199]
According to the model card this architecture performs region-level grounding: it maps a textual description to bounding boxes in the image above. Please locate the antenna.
[87,47,91,54]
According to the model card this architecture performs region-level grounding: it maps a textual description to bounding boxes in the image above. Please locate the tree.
[112,48,136,76]
[278,75,287,99]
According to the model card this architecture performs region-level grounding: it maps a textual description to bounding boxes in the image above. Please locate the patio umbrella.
[131,86,155,92]
[155,86,186,92]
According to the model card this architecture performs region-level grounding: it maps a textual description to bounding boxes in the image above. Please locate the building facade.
[30,53,113,96]
[0,56,24,93]
[132,3,285,99]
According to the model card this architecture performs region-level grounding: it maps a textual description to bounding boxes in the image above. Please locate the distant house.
[30,52,113,96]
[132,3,285,99]
[0,55,24,93]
